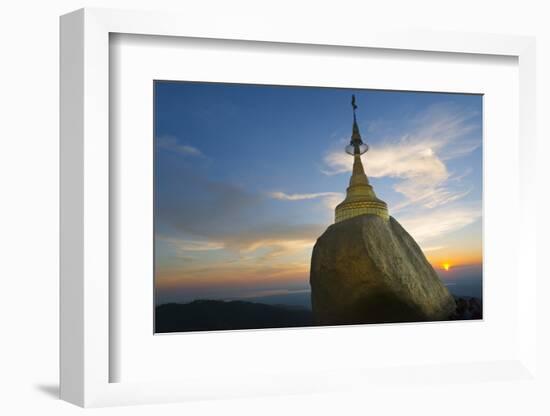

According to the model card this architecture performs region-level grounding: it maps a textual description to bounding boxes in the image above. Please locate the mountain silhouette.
[155,299,314,333]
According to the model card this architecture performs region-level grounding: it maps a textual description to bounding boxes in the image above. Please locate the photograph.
[153,81,483,333]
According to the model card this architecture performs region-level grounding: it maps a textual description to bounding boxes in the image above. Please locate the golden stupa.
[334,95,389,223]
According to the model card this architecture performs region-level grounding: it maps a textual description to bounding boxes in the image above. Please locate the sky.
[154,81,483,306]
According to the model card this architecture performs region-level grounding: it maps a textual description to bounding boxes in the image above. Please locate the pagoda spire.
[334,95,389,223]
[351,95,361,145]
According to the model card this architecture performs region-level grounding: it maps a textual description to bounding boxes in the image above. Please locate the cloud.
[322,103,480,212]
[156,168,326,261]
[155,261,311,304]
[422,245,446,252]
[158,222,325,267]
[268,191,340,201]
[398,205,481,244]
[217,223,325,260]
[158,136,202,156]
[267,191,344,212]
[157,169,264,238]
[159,236,225,252]
[322,193,345,211]
[391,185,472,212]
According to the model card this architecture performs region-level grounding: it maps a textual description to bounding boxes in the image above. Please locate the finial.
[346,94,368,155]
[352,94,358,122]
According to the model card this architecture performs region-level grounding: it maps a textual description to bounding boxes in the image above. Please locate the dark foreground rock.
[450,296,482,320]
[155,300,313,333]
[310,215,456,325]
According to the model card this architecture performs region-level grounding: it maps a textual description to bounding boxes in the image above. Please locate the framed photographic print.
[60,8,538,408]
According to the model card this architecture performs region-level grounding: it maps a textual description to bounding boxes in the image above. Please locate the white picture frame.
[60,7,538,408]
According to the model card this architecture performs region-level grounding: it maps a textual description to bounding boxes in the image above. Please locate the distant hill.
[155,299,314,333]
[155,295,481,333]
[237,291,312,309]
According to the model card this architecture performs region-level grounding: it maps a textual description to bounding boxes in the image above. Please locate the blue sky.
[154,81,483,305]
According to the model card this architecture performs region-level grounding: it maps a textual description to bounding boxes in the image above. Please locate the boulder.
[310,215,456,325]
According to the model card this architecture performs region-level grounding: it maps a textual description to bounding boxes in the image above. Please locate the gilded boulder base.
[310,215,456,325]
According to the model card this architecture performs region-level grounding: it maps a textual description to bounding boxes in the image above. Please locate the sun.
[442,262,451,271]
